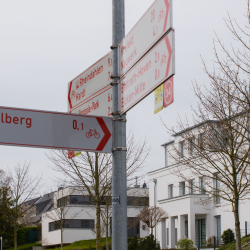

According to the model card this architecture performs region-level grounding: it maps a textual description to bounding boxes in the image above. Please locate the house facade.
[148,122,250,249]
[42,185,149,246]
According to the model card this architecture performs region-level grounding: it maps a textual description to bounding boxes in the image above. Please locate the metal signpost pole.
[111,0,127,249]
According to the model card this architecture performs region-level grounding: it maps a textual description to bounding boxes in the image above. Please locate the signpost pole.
[112,0,127,249]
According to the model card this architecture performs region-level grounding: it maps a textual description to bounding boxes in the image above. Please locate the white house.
[148,121,250,249]
[42,185,149,247]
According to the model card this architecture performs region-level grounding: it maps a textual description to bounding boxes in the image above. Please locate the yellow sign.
[74,151,81,157]
[154,84,163,114]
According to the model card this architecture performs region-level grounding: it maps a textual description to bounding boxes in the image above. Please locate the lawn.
[218,234,250,250]
[5,243,42,250]
[52,238,112,250]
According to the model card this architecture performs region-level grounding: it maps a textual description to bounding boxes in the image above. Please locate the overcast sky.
[0,0,247,194]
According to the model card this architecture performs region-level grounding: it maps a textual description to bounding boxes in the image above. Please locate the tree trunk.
[151,227,153,235]
[96,202,101,250]
[233,198,241,250]
[14,223,17,250]
[61,227,63,250]
[106,214,109,250]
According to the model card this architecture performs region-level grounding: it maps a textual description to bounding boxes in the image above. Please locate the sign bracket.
[112,147,127,151]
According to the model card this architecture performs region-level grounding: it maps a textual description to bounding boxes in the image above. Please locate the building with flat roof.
[148,120,250,249]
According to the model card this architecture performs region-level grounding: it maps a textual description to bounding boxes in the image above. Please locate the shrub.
[176,238,195,250]
[128,234,160,250]
[128,236,139,250]
[101,244,112,250]
[221,229,235,245]
[137,234,160,250]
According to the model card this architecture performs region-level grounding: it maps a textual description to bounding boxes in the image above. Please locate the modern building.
[148,121,250,249]
[41,185,149,247]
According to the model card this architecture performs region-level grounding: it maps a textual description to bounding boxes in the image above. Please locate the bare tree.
[163,3,250,250]
[47,132,149,250]
[135,206,168,235]
[7,162,42,250]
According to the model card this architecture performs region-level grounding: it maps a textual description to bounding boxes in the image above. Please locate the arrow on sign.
[120,30,175,114]
[119,0,173,76]
[0,106,112,153]
[96,117,112,151]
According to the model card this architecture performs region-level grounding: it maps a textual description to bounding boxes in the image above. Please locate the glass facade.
[57,195,148,207]
[49,219,94,231]
[195,219,206,247]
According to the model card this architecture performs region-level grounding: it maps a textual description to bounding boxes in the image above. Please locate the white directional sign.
[120,0,172,76]
[120,30,175,114]
[0,106,112,153]
[68,52,113,116]
[69,86,113,117]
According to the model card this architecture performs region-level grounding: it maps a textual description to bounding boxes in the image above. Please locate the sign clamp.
[112,117,126,122]
[112,147,127,152]
[111,74,120,79]
[110,45,119,50]
[111,111,120,115]
[110,80,120,86]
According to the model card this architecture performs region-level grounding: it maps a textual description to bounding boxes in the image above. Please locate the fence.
[232,222,250,237]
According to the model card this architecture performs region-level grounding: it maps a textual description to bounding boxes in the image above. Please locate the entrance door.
[195,219,206,247]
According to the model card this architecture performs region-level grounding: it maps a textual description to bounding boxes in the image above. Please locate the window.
[179,182,185,196]
[214,173,220,205]
[189,179,195,194]
[142,225,146,230]
[200,177,206,194]
[127,197,149,206]
[189,138,194,156]
[198,133,204,151]
[168,184,173,198]
[179,141,184,158]
[216,216,221,246]
[57,196,69,207]
[185,221,188,238]
[195,219,206,247]
[49,219,94,231]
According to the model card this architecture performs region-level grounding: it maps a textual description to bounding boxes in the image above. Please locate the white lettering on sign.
[120,0,172,76]
[68,52,113,114]
[0,106,112,153]
[120,30,175,114]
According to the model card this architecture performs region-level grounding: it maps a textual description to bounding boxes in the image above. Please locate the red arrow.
[68,81,73,109]
[96,117,112,151]
[163,0,170,33]
[164,35,172,78]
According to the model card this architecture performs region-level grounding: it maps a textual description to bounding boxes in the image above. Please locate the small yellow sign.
[74,151,81,157]
[154,84,164,114]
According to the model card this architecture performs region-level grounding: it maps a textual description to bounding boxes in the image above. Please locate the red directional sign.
[0,106,112,153]
[120,30,175,114]
[163,76,173,107]
[120,0,172,76]
[68,52,113,117]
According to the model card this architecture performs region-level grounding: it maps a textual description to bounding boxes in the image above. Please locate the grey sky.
[0,0,247,193]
